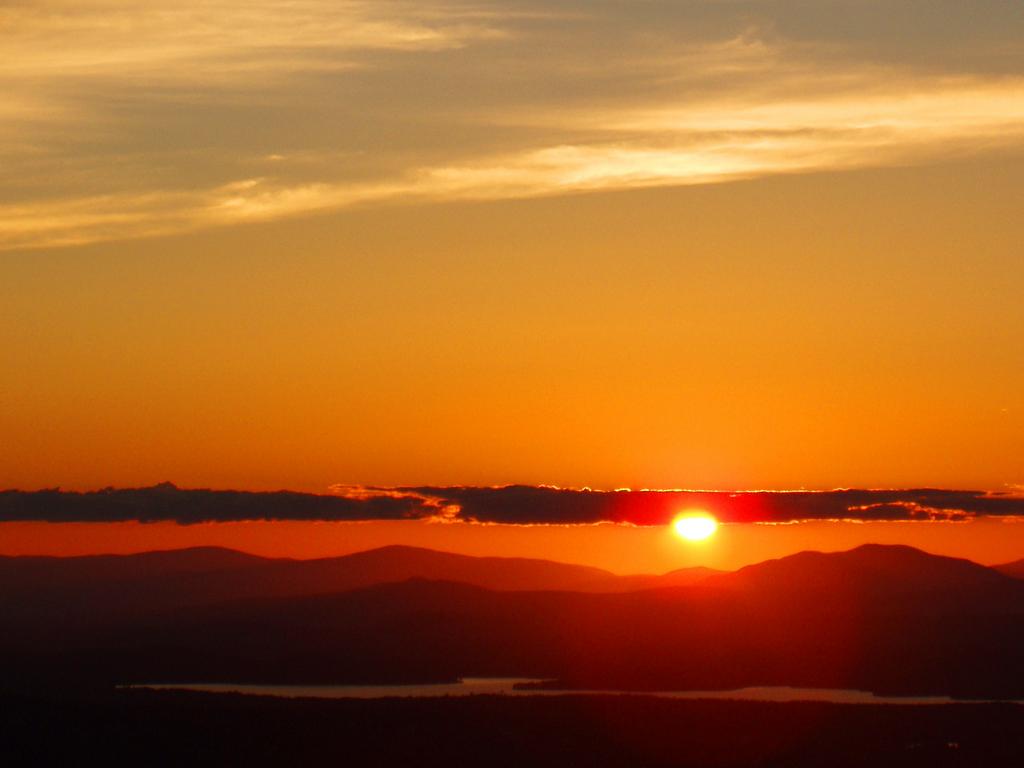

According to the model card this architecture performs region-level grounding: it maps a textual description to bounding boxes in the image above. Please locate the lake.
[127,678,1022,705]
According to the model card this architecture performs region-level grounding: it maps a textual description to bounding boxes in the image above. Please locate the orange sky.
[2,162,1023,494]
[1,3,1022,567]
[2,518,1021,573]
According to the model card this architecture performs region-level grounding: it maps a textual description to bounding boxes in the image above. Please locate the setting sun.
[672,512,719,542]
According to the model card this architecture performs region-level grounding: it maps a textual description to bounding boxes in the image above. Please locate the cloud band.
[2,484,1023,525]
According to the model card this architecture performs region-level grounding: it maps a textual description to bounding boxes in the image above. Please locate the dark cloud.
[392,486,1024,525]
[0,483,425,524]
[2,483,1023,525]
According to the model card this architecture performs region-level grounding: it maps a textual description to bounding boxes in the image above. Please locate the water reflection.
[128,679,1023,705]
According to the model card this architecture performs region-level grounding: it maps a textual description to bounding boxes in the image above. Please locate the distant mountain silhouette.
[613,566,724,591]
[0,544,722,631]
[0,546,264,584]
[708,544,1014,604]
[994,558,1024,580]
[3,544,1023,698]
[0,544,720,612]
[725,544,1006,584]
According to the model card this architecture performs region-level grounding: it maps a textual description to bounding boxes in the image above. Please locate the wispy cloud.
[0,1,500,80]
[0,0,506,152]
[435,77,1024,194]
[4,2,1024,251]
[8,73,1024,251]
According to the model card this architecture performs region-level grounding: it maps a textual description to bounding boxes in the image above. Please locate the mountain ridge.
[994,558,1024,579]
[0,543,722,595]
[4,543,1024,697]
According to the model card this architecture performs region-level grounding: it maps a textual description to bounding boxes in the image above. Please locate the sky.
[3,517,1024,573]
[2,486,1024,570]
[2,1,1023,566]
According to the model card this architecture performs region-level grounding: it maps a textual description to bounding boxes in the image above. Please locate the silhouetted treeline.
[4,688,1024,767]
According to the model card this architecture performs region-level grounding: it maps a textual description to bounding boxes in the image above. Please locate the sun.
[672,511,718,542]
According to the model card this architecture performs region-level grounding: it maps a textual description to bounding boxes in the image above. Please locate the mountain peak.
[993,558,1024,580]
[714,543,1012,595]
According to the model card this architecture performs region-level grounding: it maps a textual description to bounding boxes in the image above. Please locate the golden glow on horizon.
[673,512,719,542]
[2,518,1021,574]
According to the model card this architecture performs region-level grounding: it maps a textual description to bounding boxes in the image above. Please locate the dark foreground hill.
[3,544,1024,698]
[4,688,1024,768]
